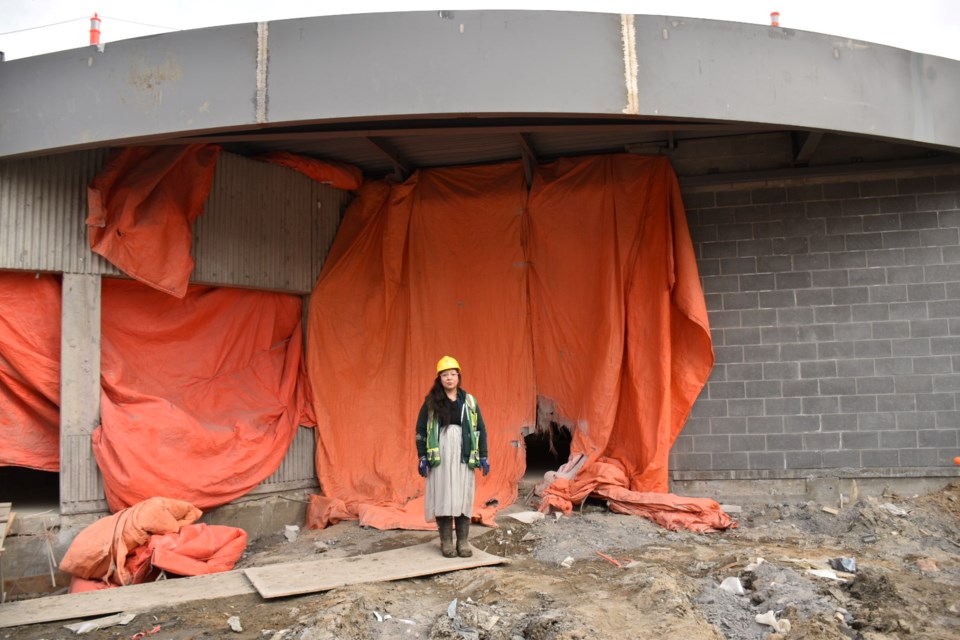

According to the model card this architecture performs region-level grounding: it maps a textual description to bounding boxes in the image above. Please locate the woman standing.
[416,356,490,557]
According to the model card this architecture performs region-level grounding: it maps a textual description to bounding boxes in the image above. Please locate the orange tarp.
[0,272,61,471]
[60,497,246,592]
[538,458,734,532]
[87,145,220,298]
[60,497,202,586]
[528,155,714,493]
[306,155,731,532]
[307,163,535,530]
[258,151,364,191]
[94,279,310,511]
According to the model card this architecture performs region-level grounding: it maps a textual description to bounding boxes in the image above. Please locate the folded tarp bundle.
[0,272,61,471]
[538,457,736,532]
[306,155,731,532]
[60,496,246,592]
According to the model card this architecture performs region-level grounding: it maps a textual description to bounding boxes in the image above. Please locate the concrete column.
[59,274,107,514]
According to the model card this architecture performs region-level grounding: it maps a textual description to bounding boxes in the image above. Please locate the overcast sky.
[1,0,958,61]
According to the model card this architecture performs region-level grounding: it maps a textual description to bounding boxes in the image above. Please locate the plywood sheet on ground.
[244,542,507,598]
[0,570,255,628]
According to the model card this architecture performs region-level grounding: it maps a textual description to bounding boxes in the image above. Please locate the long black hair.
[425,372,462,426]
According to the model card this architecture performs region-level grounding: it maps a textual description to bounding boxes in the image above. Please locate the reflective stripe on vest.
[426,393,479,468]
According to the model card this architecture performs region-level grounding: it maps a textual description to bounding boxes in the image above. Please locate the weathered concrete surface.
[670,468,960,505]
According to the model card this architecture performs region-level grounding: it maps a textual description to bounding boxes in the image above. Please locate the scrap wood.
[63,612,137,634]
[779,556,855,579]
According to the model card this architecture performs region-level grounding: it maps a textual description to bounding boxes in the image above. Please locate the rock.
[227,616,243,632]
[719,577,745,596]
[915,557,939,573]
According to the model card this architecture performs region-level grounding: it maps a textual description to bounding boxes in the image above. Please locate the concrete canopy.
[0,11,958,178]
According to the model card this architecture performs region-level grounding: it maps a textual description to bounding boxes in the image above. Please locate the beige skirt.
[424,424,476,522]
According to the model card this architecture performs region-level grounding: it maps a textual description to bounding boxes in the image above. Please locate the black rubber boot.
[437,517,456,558]
[455,515,472,557]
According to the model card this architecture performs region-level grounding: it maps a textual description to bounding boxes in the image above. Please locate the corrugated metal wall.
[0,149,119,275]
[249,426,319,494]
[1,148,348,510]
[0,150,348,292]
[195,153,348,293]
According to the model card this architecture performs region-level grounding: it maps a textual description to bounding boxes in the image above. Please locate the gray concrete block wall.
[674,170,960,473]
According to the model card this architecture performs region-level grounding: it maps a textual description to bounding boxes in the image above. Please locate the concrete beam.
[59,274,107,514]
[0,12,957,159]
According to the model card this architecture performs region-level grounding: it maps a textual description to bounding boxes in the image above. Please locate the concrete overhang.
[0,11,958,176]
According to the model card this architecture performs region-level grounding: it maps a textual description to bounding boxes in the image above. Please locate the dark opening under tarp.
[0,272,61,471]
[93,279,311,511]
[307,155,734,532]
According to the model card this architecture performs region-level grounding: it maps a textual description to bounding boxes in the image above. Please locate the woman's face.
[439,369,460,391]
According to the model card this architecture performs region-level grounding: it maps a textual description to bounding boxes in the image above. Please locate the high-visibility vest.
[426,393,480,468]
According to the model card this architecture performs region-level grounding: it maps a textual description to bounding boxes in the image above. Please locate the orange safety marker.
[89,13,101,46]
[595,551,623,568]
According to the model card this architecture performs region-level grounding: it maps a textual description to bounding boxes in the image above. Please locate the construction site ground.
[3,481,960,640]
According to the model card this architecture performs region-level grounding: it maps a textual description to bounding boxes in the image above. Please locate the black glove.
[418,456,429,477]
[480,457,490,476]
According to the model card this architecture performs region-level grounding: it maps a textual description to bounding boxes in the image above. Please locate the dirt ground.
[4,481,960,640]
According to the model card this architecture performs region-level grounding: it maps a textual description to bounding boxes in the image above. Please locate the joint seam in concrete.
[621,14,639,115]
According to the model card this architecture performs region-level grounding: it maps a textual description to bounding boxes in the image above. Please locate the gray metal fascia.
[0,25,259,158]
[0,11,958,159]
[631,16,959,150]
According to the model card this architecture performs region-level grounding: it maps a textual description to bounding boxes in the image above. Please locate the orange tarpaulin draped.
[136,523,248,577]
[307,162,535,530]
[0,272,61,471]
[307,154,730,532]
[60,497,202,586]
[93,279,309,512]
[528,155,714,490]
[530,156,730,529]
[258,151,364,191]
[86,144,221,298]
[538,458,734,532]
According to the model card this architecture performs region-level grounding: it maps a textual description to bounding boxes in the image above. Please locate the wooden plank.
[0,543,507,628]
[0,570,256,629]
[244,542,507,599]
[0,511,15,550]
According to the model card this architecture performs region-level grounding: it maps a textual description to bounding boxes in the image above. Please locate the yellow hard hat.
[436,355,461,373]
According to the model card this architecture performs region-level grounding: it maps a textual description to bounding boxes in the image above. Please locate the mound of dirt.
[7,482,960,639]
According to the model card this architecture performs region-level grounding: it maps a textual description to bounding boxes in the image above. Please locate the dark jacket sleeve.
[415,401,429,457]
